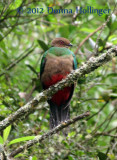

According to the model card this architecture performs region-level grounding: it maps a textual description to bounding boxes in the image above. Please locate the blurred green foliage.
[0,0,117,159]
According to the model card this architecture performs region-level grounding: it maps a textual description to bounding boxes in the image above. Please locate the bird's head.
[51,37,72,48]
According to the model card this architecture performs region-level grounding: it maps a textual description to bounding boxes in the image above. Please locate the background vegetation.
[0,0,117,159]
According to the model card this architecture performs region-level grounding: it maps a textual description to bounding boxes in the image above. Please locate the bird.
[40,37,77,130]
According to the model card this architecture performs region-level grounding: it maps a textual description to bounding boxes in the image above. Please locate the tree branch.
[86,101,108,120]
[74,24,104,54]
[8,111,90,158]
[74,3,117,55]
[95,132,117,138]
[0,46,36,77]
[0,46,117,132]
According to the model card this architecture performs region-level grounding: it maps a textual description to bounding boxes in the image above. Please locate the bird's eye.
[60,40,64,45]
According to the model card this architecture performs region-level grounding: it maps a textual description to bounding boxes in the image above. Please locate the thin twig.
[0,46,36,77]
[108,126,117,133]
[74,25,104,55]
[94,3,117,55]
[95,132,117,138]
[8,111,90,158]
[92,107,117,135]
[0,0,13,19]
[87,102,108,120]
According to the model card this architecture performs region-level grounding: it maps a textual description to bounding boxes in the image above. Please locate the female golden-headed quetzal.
[40,37,77,129]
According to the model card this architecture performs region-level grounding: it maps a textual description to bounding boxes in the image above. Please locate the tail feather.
[61,105,70,136]
[61,105,70,122]
[50,104,70,129]
[50,105,60,129]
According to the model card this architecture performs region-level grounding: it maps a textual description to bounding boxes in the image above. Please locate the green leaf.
[106,73,117,78]
[98,39,105,48]
[62,140,69,148]
[37,40,49,51]
[9,0,22,10]
[110,93,117,98]
[0,136,4,144]
[68,131,75,137]
[32,156,38,160]
[111,20,117,32]
[106,14,117,32]
[97,152,107,160]
[80,27,95,33]
[8,136,35,145]
[14,154,24,158]
[3,125,11,142]
[68,155,74,160]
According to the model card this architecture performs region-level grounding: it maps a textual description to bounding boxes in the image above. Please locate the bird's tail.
[50,104,70,130]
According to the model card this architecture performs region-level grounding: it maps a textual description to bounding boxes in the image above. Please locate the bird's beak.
[68,43,73,47]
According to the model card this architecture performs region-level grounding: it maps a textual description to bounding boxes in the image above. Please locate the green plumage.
[40,47,77,76]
